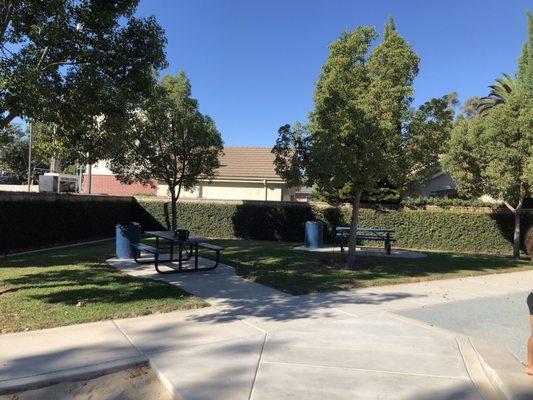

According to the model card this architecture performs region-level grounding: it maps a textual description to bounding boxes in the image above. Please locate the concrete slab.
[108,258,290,311]
[396,291,530,363]
[251,362,482,400]
[293,245,427,258]
[149,334,265,400]
[0,321,144,394]
[115,307,263,356]
[472,338,533,400]
[467,272,533,292]
[262,317,469,379]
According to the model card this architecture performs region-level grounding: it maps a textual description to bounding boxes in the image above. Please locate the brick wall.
[82,174,156,196]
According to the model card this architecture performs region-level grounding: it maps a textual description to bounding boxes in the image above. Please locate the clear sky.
[135,0,530,147]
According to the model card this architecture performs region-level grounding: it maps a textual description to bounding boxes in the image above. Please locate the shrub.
[402,197,501,208]
[0,194,134,252]
[2,195,529,255]
[135,200,532,255]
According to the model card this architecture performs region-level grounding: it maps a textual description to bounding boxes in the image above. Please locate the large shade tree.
[110,72,224,231]
[442,11,532,258]
[0,0,167,163]
[273,18,453,268]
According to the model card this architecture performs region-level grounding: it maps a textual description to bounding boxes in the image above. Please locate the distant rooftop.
[215,147,280,180]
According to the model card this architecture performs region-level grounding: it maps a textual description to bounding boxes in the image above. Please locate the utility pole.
[27,122,32,192]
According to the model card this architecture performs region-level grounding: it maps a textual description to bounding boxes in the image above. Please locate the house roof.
[214,147,281,181]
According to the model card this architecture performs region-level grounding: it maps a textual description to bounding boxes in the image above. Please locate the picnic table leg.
[340,236,344,252]
[385,232,391,255]
[194,244,199,270]
[178,243,182,271]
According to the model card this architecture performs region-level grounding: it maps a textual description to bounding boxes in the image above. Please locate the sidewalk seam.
[260,360,470,380]
[248,333,267,400]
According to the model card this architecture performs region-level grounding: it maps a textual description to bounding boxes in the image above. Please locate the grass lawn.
[0,241,206,333]
[211,239,531,295]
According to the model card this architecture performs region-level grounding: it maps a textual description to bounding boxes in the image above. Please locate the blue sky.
[136,0,530,147]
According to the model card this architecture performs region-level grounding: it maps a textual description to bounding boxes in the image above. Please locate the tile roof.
[214,147,281,180]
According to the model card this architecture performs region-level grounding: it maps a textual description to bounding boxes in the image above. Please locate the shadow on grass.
[3,264,195,306]
[209,239,530,295]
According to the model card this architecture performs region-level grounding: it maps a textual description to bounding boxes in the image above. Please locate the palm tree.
[477,73,516,114]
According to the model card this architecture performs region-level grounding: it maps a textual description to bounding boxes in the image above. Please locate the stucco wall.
[0,184,38,192]
[157,181,287,201]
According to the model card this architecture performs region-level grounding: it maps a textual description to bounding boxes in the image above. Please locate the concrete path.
[2,255,533,399]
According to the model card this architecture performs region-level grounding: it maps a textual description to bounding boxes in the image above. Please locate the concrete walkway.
[2,256,533,399]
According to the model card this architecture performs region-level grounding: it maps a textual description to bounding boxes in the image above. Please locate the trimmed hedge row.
[1,195,134,252]
[2,194,530,255]
[135,200,532,255]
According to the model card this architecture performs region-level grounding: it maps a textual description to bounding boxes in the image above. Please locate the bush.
[135,200,532,255]
[0,194,134,252]
[2,194,529,255]
[402,197,501,208]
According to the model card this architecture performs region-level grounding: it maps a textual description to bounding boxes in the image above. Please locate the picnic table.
[336,227,395,255]
[130,230,224,274]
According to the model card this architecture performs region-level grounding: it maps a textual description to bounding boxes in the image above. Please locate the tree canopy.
[0,0,167,162]
[110,71,223,231]
[273,18,453,268]
[442,11,532,257]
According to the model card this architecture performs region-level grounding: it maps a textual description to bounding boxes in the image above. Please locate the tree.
[110,72,224,231]
[0,0,167,163]
[273,18,452,268]
[442,11,532,258]
[0,124,49,183]
[460,96,482,118]
[477,74,516,114]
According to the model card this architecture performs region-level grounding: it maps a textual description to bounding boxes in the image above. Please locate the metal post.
[87,163,92,194]
[27,122,32,192]
[50,124,58,173]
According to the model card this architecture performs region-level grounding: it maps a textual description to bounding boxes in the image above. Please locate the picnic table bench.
[130,230,224,274]
[336,227,395,255]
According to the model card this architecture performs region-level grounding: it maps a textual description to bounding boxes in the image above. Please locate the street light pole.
[27,122,32,192]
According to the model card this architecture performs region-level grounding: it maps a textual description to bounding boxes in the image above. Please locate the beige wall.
[157,180,289,201]
[0,184,38,192]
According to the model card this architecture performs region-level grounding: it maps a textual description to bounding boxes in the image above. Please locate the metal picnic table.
[131,230,223,274]
[336,227,395,254]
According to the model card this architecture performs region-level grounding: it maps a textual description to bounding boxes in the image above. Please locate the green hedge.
[1,196,134,252]
[135,200,532,255]
[2,195,530,255]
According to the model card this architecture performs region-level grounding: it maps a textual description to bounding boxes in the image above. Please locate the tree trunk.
[50,155,61,173]
[513,210,521,258]
[169,187,177,232]
[347,190,362,269]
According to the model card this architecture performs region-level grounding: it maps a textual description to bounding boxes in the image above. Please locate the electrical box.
[38,173,79,193]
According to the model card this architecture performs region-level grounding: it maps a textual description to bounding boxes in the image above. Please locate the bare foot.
[525,366,533,375]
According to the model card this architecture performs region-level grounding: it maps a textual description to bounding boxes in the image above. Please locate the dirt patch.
[0,366,172,400]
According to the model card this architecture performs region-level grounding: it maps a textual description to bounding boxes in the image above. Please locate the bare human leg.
[527,315,533,375]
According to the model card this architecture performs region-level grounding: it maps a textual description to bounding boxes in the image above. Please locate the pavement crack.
[248,333,267,400]
[260,360,470,381]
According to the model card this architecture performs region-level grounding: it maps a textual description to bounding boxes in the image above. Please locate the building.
[83,147,306,201]
[418,170,457,197]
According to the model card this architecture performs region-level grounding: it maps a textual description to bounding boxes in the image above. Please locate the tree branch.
[0,0,18,46]
[503,201,515,213]
[0,112,17,129]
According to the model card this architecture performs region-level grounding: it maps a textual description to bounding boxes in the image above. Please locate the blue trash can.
[305,221,323,248]
[116,222,141,259]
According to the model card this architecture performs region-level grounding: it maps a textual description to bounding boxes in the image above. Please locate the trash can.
[305,221,323,248]
[116,222,141,259]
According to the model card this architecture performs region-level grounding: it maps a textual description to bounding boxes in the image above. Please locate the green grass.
[0,241,206,333]
[211,239,531,295]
